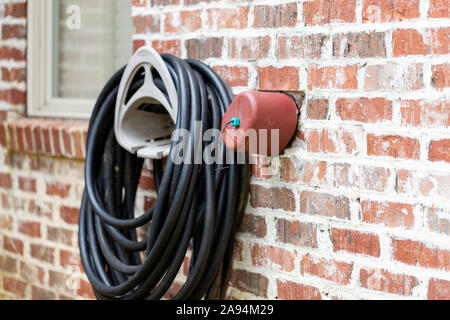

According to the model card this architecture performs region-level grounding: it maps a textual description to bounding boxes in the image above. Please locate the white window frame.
[27,0,96,119]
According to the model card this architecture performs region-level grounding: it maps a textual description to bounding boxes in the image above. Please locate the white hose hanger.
[114,46,179,159]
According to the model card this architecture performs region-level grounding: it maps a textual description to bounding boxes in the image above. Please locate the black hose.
[78,53,250,300]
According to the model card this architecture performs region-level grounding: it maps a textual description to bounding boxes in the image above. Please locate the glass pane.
[54,0,132,99]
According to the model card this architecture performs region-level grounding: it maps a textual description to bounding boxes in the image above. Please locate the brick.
[400,100,450,128]
[3,276,26,298]
[61,127,73,157]
[392,238,450,271]
[72,129,85,159]
[365,63,423,91]
[258,66,299,91]
[30,156,56,173]
[306,99,328,120]
[306,129,358,155]
[362,0,419,22]
[428,0,449,18]
[429,139,450,163]
[304,0,356,25]
[229,269,268,298]
[301,254,353,285]
[2,24,26,40]
[3,236,23,255]
[360,268,418,295]
[1,67,26,82]
[251,244,296,272]
[251,155,273,179]
[228,36,271,60]
[250,184,295,211]
[46,182,71,198]
[334,164,391,192]
[133,15,160,33]
[432,63,449,90]
[207,7,249,30]
[280,157,299,183]
[60,249,81,269]
[78,279,95,300]
[186,38,223,60]
[336,98,392,123]
[0,125,7,147]
[426,206,450,236]
[18,220,41,238]
[253,3,298,28]
[361,201,414,229]
[333,32,386,58]
[138,170,156,191]
[33,126,44,154]
[32,286,56,300]
[277,280,322,300]
[212,66,248,87]
[6,123,17,151]
[18,176,37,193]
[398,171,450,199]
[331,229,380,257]
[4,3,27,18]
[238,214,267,238]
[165,10,201,33]
[51,126,63,157]
[49,271,70,291]
[41,127,52,154]
[131,0,147,7]
[277,219,318,248]
[24,123,34,152]
[278,34,327,59]
[20,262,45,286]
[0,214,13,231]
[308,65,358,90]
[1,193,12,209]
[152,39,181,56]
[367,134,420,160]
[0,172,12,189]
[30,244,55,264]
[0,256,16,273]
[233,240,244,262]
[0,46,25,61]
[133,39,145,53]
[60,206,80,225]
[0,210,14,231]
[393,28,450,57]
[300,191,350,220]
[29,200,53,219]
[16,125,25,152]
[428,278,450,300]
[47,226,73,246]
[423,28,449,55]
[0,88,26,105]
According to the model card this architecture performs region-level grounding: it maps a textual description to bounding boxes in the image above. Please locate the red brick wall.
[0,0,449,300]
[0,1,95,300]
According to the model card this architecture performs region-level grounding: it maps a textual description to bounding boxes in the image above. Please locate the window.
[27,0,133,118]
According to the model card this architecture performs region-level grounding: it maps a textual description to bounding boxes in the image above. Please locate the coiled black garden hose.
[79,54,250,300]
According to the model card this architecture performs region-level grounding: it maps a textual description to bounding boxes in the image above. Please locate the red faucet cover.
[222,91,298,156]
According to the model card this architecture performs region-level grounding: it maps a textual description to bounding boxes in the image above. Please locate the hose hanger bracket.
[114,46,178,159]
